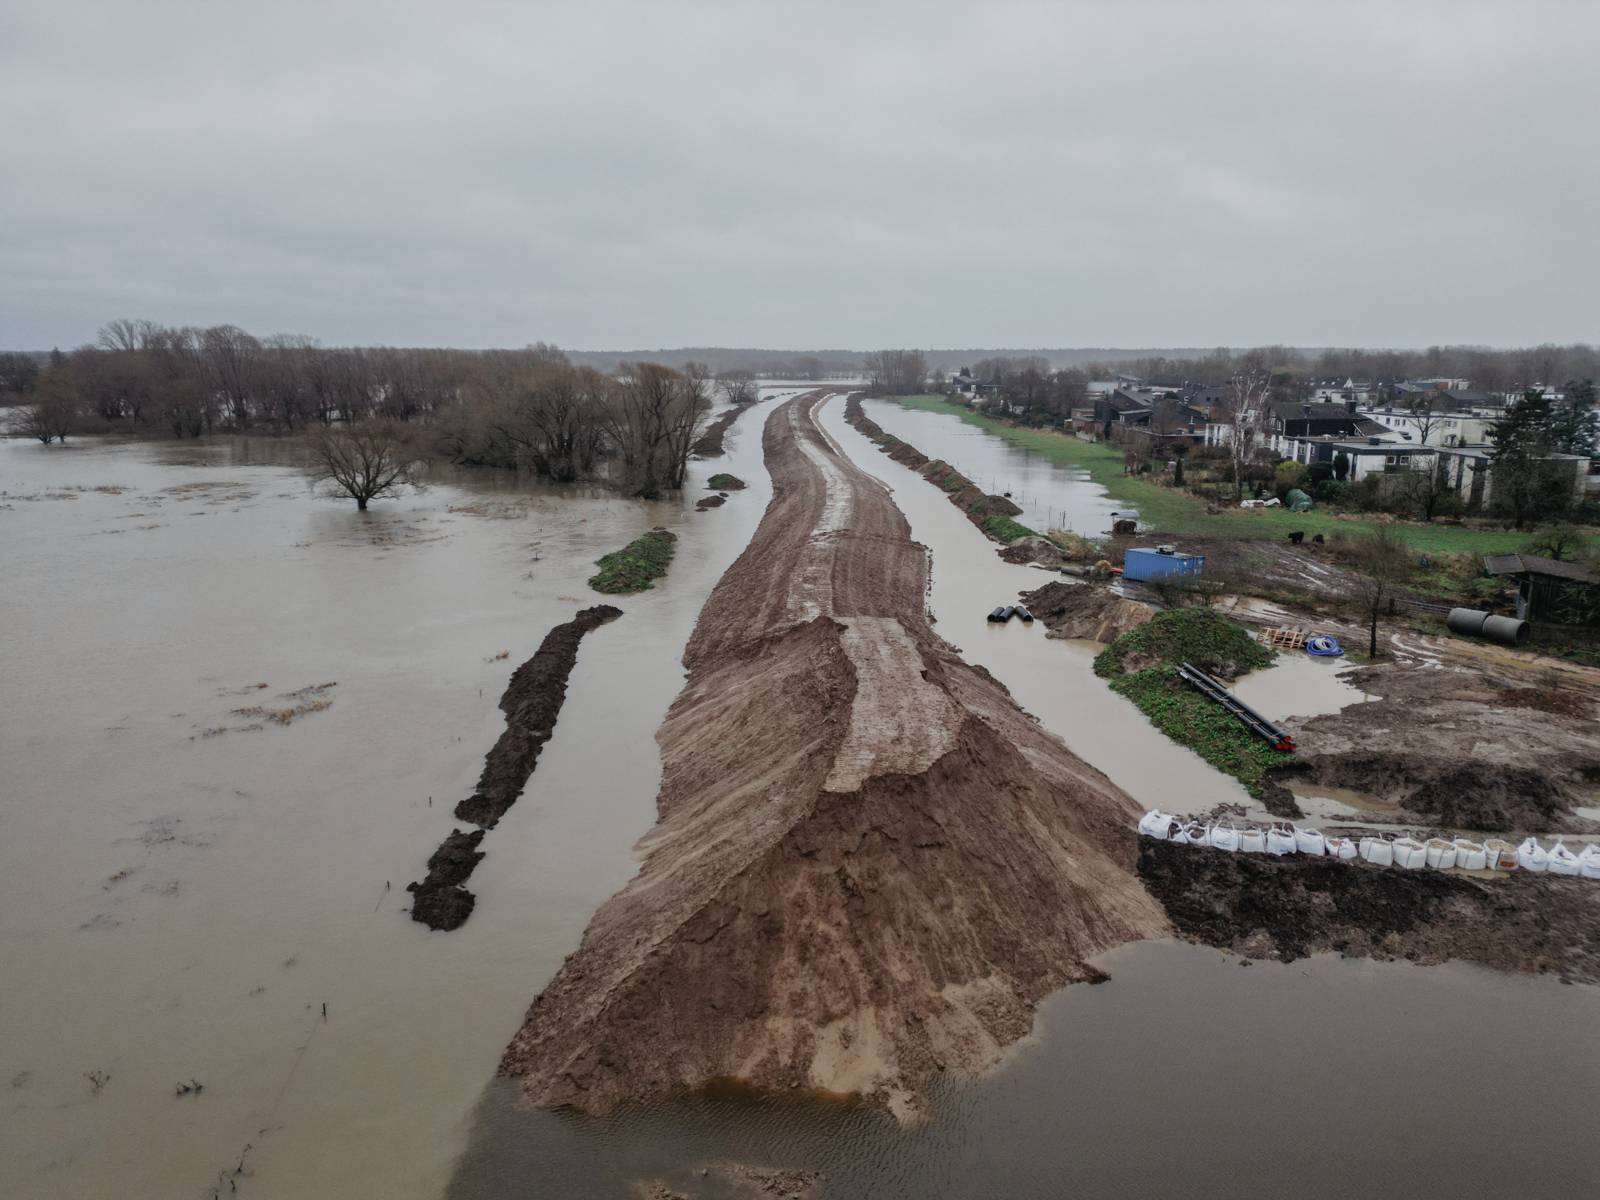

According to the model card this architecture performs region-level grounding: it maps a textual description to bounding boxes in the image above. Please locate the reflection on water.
[0,390,799,1199]
[449,939,1600,1199]
[858,398,1131,535]
[1230,653,1371,723]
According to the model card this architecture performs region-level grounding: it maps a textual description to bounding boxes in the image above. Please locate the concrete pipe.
[1481,614,1531,646]
[1447,607,1530,646]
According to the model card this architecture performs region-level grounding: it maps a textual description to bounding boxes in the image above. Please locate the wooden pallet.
[1260,626,1306,650]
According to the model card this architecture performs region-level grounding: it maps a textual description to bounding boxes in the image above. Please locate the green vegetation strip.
[1094,609,1287,797]
[892,394,1535,554]
[589,529,677,594]
[706,473,746,490]
[981,514,1035,542]
[1108,667,1296,798]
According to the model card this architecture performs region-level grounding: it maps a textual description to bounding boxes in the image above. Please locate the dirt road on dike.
[498,392,1168,1120]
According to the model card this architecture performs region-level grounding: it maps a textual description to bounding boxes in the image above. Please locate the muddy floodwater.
[0,390,803,1199]
[856,397,1131,535]
[450,939,1600,1199]
[6,391,1597,1200]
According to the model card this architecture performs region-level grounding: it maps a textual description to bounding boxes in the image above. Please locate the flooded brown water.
[449,938,1599,1199]
[0,390,806,1199]
[8,392,1597,1199]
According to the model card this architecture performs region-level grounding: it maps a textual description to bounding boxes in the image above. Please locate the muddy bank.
[408,604,621,930]
[1138,838,1600,982]
[499,393,1166,1120]
[1274,657,1600,832]
[1020,579,1153,643]
[843,394,1035,550]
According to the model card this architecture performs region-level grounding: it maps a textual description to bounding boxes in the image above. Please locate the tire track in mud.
[497,392,1167,1119]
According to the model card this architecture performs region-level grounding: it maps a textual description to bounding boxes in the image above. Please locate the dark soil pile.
[696,495,726,510]
[408,604,621,931]
[1275,659,1600,833]
[406,829,485,932]
[1020,579,1152,643]
[455,604,622,828]
[692,409,741,457]
[1138,838,1600,982]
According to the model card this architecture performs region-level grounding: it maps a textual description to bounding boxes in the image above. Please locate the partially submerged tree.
[18,376,79,443]
[307,422,419,510]
[716,369,758,406]
[1348,527,1412,658]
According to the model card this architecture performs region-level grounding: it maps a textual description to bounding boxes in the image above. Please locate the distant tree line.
[12,320,715,498]
[1081,343,1600,394]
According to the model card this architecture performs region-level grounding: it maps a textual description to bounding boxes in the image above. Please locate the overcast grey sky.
[3,1,1596,350]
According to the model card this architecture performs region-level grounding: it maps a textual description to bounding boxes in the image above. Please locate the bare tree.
[1222,366,1270,500]
[1348,528,1412,658]
[19,376,79,443]
[604,361,710,497]
[717,369,758,406]
[307,421,419,510]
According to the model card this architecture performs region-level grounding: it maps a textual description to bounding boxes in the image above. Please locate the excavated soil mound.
[499,393,1166,1119]
[1138,838,1600,982]
[692,409,742,457]
[454,604,622,828]
[407,829,485,932]
[1275,659,1600,832]
[1021,579,1154,643]
[408,604,621,931]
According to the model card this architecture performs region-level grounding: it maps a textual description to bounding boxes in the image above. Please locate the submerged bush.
[589,528,677,594]
[1093,608,1272,679]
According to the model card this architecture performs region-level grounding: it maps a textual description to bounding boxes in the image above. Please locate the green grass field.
[890,394,1543,554]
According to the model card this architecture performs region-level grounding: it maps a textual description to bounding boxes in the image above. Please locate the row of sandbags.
[1137,810,1600,879]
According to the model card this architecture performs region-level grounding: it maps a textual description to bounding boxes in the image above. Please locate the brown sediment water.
[448,938,1600,1199]
[497,392,1167,1120]
[0,386,805,1199]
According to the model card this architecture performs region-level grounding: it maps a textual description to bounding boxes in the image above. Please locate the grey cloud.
[3,1,1596,349]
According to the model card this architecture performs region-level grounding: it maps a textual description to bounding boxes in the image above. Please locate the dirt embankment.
[499,393,1166,1120]
[1020,579,1154,643]
[692,409,743,458]
[408,604,621,931]
[1270,656,1600,833]
[1138,838,1600,982]
[842,394,1033,547]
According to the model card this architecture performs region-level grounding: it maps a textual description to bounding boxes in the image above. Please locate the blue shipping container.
[1123,547,1205,582]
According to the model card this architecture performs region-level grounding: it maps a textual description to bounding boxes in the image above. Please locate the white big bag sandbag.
[1359,836,1393,866]
[1547,839,1581,876]
[1294,826,1326,856]
[1266,826,1298,856]
[1516,837,1549,872]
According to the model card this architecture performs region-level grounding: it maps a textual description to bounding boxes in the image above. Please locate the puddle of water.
[448,938,1600,1200]
[816,398,1246,812]
[0,389,796,1198]
[857,397,1130,535]
[1231,653,1371,724]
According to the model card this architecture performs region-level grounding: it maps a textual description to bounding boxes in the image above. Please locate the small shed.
[1124,546,1205,582]
[1481,553,1599,625]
